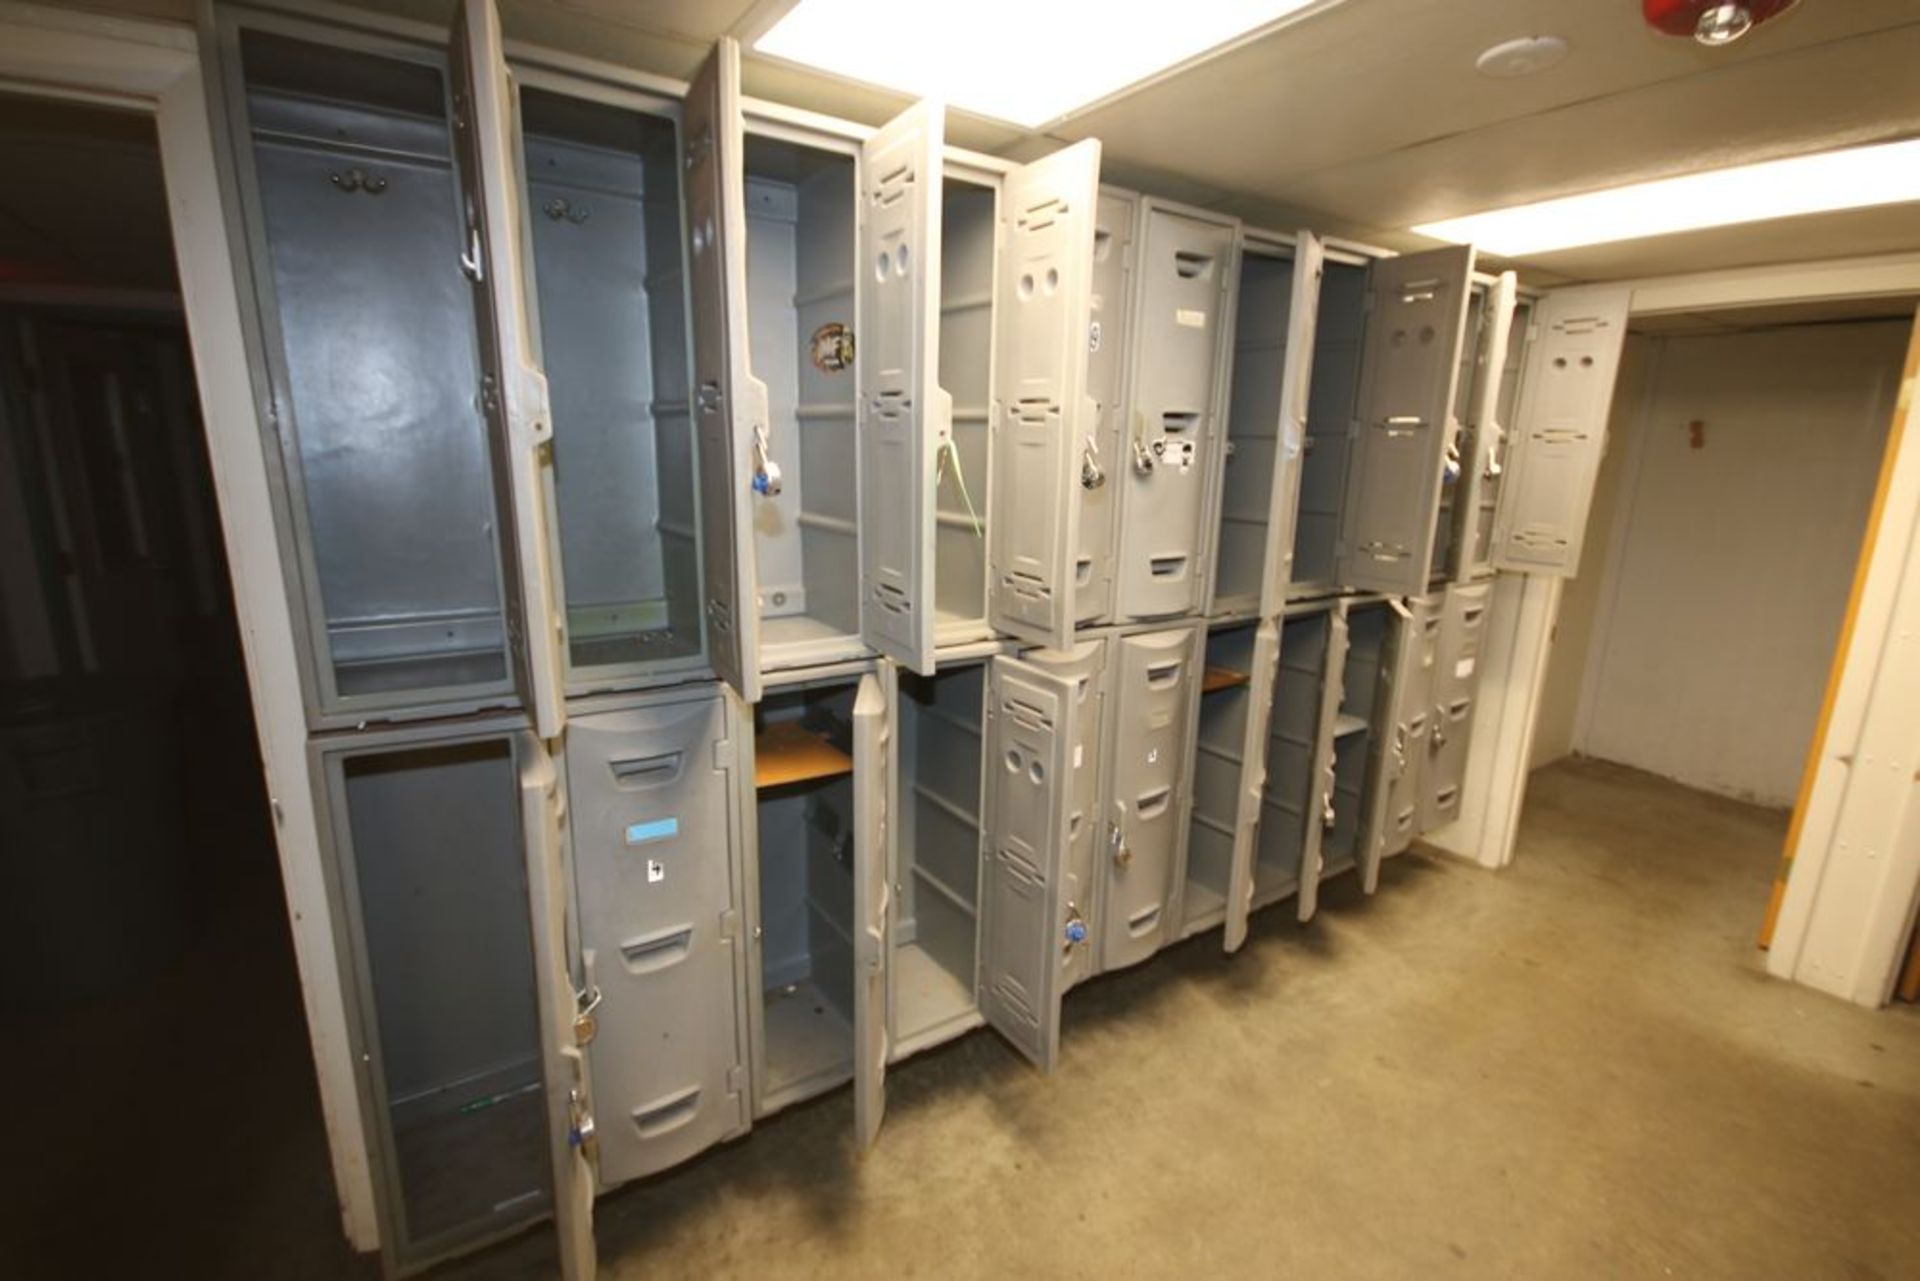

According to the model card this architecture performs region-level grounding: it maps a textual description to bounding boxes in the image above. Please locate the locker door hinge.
[726,1064,747,1097]
[713,737,731,770]
[718,908,740,942]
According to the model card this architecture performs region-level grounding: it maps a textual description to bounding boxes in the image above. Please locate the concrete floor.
[444,757,1920,1281]
[8,757,1916,1280]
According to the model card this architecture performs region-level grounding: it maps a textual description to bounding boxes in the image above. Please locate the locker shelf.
[755,721,853,789]
[1201,665,1251,694]
[1333,712,1368,738]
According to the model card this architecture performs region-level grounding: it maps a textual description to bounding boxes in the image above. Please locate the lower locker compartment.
[1322,603,1389,880]
[325,733,549,1267]
[894,663,987,1054]
[1019,638,1108,992]
[566,692,748,1186]
[1183,624,1258,934]
[754,682,859,1113]
[1255,610,1331,908]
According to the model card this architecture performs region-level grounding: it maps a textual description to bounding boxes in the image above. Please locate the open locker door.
[852,671,891,1147]
[517,734,597,1281]
[1297,607,1350,923]
[858,102,948,674]
[1450,272,1517,577]
[979,654,1080,1070]
[1358,600,1422,895]
[1223,617,1281,952]
[1259,232,1324,615]
[1491,287,1631,575]
[687,38,766,701]
[988,140,1102,650]
[452,0,565,738]
[1336,244,1476,595]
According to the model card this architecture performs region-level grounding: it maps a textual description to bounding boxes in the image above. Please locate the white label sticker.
[1175,308,1206,329]
[1454,657,1476,680]
[647,859,666,884]
[1074,743,1084,769]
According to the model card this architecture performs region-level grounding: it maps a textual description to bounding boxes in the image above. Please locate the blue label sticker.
[624,817,679,846]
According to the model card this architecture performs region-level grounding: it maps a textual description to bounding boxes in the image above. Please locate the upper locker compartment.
[513,69,707,698]
[1208,231,1320,619]
[987,142,1102,651]
[1491,287,1632,576]
[1335,244,1477,596]
[1115,202,1238,623]
[218,8,561,729]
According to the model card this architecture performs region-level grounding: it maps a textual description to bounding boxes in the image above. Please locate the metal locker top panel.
[687,38,766,702]
[1116,202,1239,622]
[979,654,1080,1070]
[986,140,1101,650]
[858,101,947,675]
[1491,286,1632,576]
[453,0,566,739]
[1337,244,1476,596]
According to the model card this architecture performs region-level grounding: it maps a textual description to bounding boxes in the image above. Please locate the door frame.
[1426,250,1920,1010]
[0,0,380,1250]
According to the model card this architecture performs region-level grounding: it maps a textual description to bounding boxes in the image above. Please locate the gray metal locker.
[1113,202,1238,622]
[1335,245,1477,596]
[1182,618,1282,951]
[1319,600,1391,891]
[1289,253,1367,596]
[1435,274,1520,584]
[311,718,589,1276]
[745,669,879,1118]
[987,140,1103,649]
[515,76,708,696]
[1491,288,1633,576]
[1099,624,1205,968]
[1253,602,1346,918]
[1363,593,1442,890]
[562,688,751,1185]
[1074,189,1140,626]
[215,7,563,731]
[1421,581,1492,830]
[1470,296,1534,572]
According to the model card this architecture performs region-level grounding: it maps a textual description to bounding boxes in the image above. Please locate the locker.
[310,719,589,1277]
[1471,296,1534,572]
[1207,233,1308,620]
[1421,581,1492,830]
[745,670,877,1118]
[1289,255,1368,595]
[1182,618,1282,951]
[1112,202,1239,623]
[215,7,563,731]
[1364,593,1442,889]
[1074,190,1140,626]
[1317,600,1391,888]
[561,688,751,1186]
[1434,275,1521,584]
[1252,602,1346,918]
[515,76,707,695]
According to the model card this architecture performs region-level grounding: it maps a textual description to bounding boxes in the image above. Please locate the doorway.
[0,91,357,1278]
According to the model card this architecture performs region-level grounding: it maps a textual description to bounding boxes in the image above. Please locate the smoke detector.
[1475,35,1570,78]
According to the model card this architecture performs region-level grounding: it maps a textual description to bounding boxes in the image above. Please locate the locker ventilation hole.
[1127,905,1162,936]
[1145,660,1183,691]
[632,1087,702,1139]
[1148,554,1188,581]
[610,751,684,788]
[619,926,694,974]
[1135,786,1172,819]
[1173,250,1215,280]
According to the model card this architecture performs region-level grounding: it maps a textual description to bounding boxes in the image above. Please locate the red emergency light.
[1643,0,1801,44]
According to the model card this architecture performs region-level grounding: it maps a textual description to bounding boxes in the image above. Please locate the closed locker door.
[687,37,767,701]
[1020,638,1109,991]
[565,690,749,1185]
[979,654,1082,1071]
[1115,205,1237,621]
[857,102,948,673]
[987,141,1101,649]
[1371,595,1440,883]
[1336,245,1476,595]
[1423,582,1492,830]
[1101,626,1202,969]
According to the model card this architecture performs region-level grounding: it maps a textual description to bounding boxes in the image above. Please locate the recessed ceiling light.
[751,0,1333,129]
[1412,138,1920,257]
[1475,36,1569,79]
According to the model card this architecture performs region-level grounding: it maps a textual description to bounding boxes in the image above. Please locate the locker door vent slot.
[873,581,912,616]
[1144,659,1184,690]
[1074,555,1095,586]
[1134,786,1172,819]
[1147,554,1189,581]
[1126,905,1162,936]
[609,751,685,790]
[1022,197,1064,233]
[1431,785,1460,809]
[619,925,694,974]
[631,1086,703,1139]
[1001,570,1052,604]
[1445,697,1471,720]
[1396,278,1441,304]
[1160,411,1199,433]
[1172,250,1215,281]
[1094,228,1114,262]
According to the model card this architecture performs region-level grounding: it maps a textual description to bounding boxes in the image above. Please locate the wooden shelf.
[755,720,853,789]
[1201,665,1251,694]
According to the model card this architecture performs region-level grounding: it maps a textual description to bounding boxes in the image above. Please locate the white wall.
[1533,319,1909,807]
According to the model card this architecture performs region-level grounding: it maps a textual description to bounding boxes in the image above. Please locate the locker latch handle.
[573,982,603,1048]
[567,1088,598,1159]
[751,422,784,497]
[1108,819,1131,868]
[1080,434,1107,490]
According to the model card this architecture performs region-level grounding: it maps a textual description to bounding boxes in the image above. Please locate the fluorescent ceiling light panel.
[1414,138,1920,257]
[754,0,1323,128]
